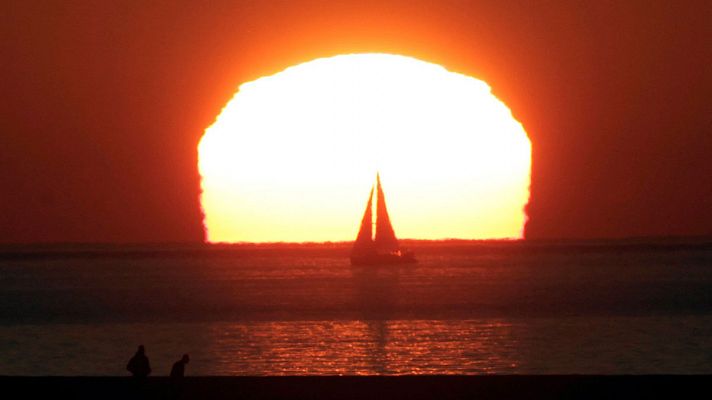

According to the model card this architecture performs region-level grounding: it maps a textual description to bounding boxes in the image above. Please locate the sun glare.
[198,53,530,243]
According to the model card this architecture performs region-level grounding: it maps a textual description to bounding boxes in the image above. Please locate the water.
[1,240,711,375]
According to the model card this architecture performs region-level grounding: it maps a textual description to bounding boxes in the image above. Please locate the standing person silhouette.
[126,345,152,378]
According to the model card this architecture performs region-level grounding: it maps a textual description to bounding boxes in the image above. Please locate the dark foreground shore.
[1,376,707,399]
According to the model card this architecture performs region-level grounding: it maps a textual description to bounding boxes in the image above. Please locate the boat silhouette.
[351,173,417,266]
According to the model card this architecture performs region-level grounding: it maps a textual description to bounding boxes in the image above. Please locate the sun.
[198,53,530,243]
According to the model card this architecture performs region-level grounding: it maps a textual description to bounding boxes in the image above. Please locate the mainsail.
[353,186,374,254]
[374,173,399,253]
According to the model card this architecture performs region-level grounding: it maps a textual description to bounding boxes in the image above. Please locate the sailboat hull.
[350,251,417,266]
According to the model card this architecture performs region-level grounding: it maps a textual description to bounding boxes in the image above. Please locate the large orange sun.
[198,53,530,243]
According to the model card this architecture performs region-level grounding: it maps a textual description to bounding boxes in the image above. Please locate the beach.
[2,375,706,399]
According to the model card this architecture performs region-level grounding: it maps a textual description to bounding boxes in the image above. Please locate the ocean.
[1,240,711,376]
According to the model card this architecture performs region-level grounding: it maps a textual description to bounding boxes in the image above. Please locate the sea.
[1,239,711,376]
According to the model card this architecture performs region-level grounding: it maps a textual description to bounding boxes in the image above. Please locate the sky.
[1,0,710,243]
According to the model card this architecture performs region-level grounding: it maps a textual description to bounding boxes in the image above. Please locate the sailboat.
[351,173,417,266]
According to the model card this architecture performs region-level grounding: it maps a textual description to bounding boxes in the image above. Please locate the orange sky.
[1,1,710,243]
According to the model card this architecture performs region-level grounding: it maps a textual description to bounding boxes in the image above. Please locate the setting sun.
[198,53,530,243]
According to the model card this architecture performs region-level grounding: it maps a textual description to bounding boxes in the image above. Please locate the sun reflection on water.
[203,319,519,375]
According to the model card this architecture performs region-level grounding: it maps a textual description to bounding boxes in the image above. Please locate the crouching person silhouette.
[170,354,190,399]
[170,354,190,378]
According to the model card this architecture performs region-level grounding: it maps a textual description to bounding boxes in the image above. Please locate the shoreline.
[1,375,706,399]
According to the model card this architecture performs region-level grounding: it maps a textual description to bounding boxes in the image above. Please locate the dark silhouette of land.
[2,237,711,262]
[0,375,705,399]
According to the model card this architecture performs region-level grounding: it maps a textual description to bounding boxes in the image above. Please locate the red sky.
[1,0,710,243]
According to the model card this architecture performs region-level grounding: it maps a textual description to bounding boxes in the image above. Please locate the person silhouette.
[170,354,190,379]
[126,345,152,378]
[169,354,190,399]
